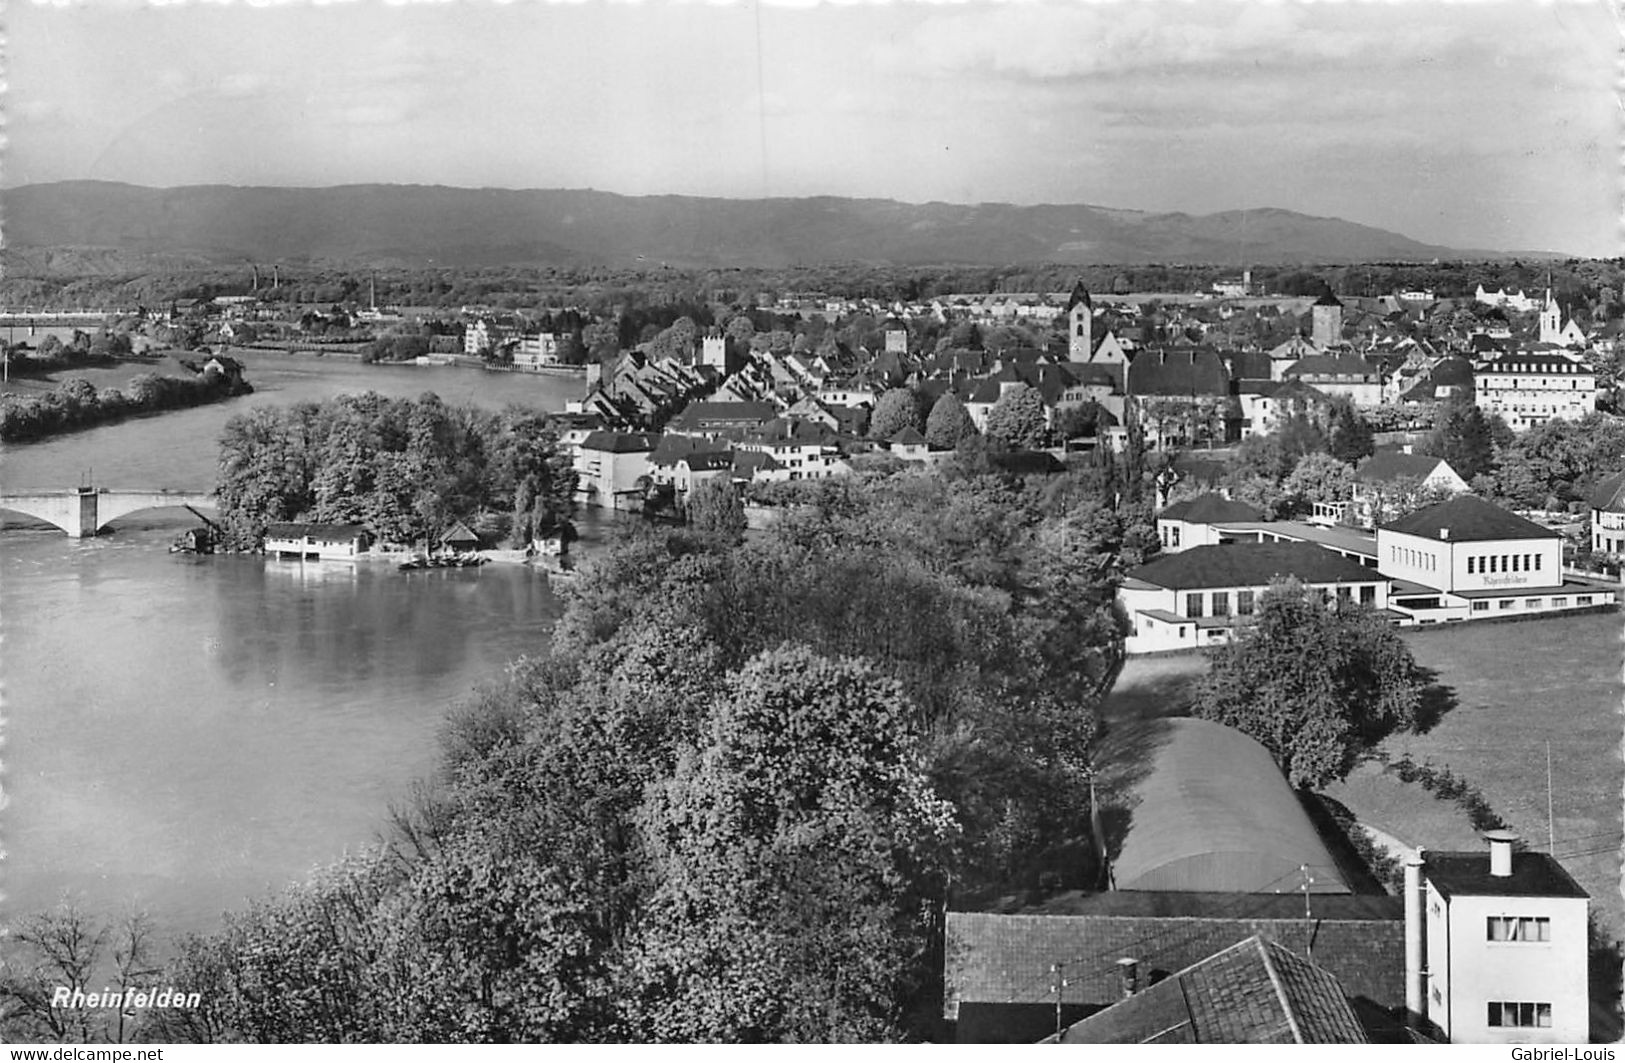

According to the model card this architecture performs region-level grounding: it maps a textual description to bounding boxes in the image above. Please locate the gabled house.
[1049,936,1371,1044]
[1350,452,1469,529]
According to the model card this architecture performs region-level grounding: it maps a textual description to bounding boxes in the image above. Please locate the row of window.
[1487,916,1550,942]
[1183,585,1376,618]
[1390,545,1438,571]
[1487,1001,1553,1028]
[1469,595,1591,613]
[1467,553,1544,575]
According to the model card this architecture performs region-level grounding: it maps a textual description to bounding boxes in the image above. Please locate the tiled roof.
[1053,936,1369,1044]
[1127,347,1230,397]
[579,430,658,454]
[1380,495,1557,542]
[1159,493,1264,525]
[1127,542,1380,590]
[1424,849,1588,900]
[1353,452,1450,485]
[1591,470,1625,512]
[889,426,927,446]
[265,522,367,539]
[944,895,1404,1019]
[681,452,734,473]
[1286,354,1378,380]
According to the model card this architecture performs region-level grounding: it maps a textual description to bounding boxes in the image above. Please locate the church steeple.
[1066,280,1094,363]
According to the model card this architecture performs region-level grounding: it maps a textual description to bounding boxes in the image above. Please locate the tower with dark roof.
[1311,291,1344,349]
[1066,281,1094,363]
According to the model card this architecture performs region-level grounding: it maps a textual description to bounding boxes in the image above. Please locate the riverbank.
[0,364,253,443]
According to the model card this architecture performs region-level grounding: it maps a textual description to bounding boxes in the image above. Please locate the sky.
[4,0,1622,257]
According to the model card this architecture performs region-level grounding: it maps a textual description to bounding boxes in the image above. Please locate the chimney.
[1115,957,1139,998]
[1404,852,1426,1029]
[1439,527,1450,541]
[1486,829,1518,877]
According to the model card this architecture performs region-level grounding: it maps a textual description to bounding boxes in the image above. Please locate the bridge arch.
[0,489,217,538]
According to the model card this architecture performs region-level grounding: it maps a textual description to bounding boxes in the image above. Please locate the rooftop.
[1051,935,1368,1044]
[1159,493,1264,525]
[1424,849,1588,900]
[1127,542,1382,591]
[1381,495,1558,543]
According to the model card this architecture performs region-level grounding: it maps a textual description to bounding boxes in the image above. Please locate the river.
[1,353,594,936]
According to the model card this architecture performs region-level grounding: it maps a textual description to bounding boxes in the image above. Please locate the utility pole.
[1547,740,1556,853]
[1300,864,1316,962]
[1051,962,1068,1037]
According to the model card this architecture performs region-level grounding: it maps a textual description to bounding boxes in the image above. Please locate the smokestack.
[1115,957,1139,999]
[1486,830,1518,877]
[1439,528,1450,541]
[1404,852,1425,1028]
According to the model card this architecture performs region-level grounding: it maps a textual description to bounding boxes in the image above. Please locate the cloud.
[876,1,1523,82]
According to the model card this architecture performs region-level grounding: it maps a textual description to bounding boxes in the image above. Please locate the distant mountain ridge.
[3,180,1494,270]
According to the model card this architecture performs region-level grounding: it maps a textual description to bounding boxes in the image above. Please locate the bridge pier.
[74,486,97,539]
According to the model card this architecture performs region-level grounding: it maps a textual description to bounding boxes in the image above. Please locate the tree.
[924,391,977,450]
[628,647,956,1042]
[1325,398,1375,464]
[684,477,746,541]
[984,383,1047,449]
[1281,453,1354,517]
[1424,395,1503,481]
[1193,578,1427,787]
[1051,401,1107,443]
[868,388,922,441]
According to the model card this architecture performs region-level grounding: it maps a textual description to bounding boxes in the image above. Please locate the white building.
[263,522,371,561]
[1155,493,1265,553]
[1589,470,1625,555]
[1119,542,1391,654]
[573,431,657,510]
[513,332,561,369]
[1376,495,1605,623]
[1474,352,1596,431]
[1414,833,1589,1044]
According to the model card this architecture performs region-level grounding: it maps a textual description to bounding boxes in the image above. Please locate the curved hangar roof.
[1103,718,1350,895]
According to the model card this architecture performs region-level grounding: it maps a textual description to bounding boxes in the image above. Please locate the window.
[1500,600,1515,610]
[1336,586,1352,603]
[1529,599,1544,609]
[1237,590,1255,616]
[1579,596,1593,606]
[1489,556,1499,573]
[1468,556,1477,574]
[1211,592,1230,617]
[1186,593,1204,618]
[1171,526,1181,548]
[1534,553,1542,571]
[1488,916,1551,942]
[1487,1002,1552,1029]
[1472,601,1490,612]
[1360,585,1376,605]
[1554,597,1567,608]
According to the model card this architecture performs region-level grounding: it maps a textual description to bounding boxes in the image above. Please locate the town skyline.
[7,0,1620,259]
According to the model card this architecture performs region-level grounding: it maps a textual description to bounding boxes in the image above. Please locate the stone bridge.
[0,487,218,538]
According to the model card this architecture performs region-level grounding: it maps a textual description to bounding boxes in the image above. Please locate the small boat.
[398,556,429,571]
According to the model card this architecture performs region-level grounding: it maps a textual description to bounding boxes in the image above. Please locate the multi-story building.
[1119,542,1390,654]
[1473,352,1595,431]
[1375,495,1606,623]
[1589,469,1625,555]
[573,431,657,510]
[1415,833,1589,1044]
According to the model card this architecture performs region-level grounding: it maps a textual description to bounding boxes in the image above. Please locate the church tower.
[1540,288,1563,345]
[1066,280,1094,363]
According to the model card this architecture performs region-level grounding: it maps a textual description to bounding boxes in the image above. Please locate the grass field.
[1101,612,1625,943]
